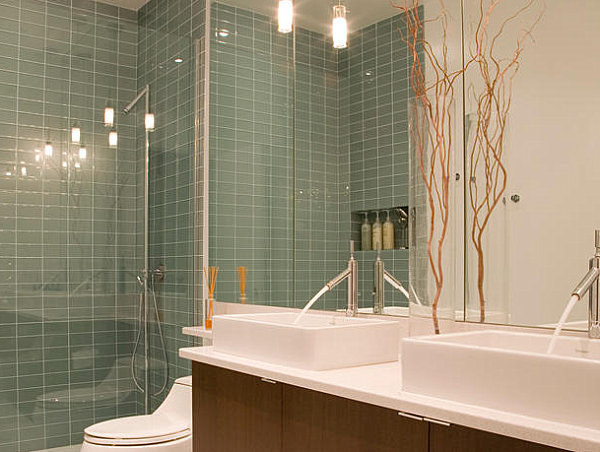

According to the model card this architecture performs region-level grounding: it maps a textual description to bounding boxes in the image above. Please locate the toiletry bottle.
[361,212,372,251]
[372,211,383,250]
[383,210,394,250]
[396,208,408,248]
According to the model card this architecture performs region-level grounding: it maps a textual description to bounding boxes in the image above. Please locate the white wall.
[464,0,600,327]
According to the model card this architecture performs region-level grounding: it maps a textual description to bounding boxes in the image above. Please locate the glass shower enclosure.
[0,1,199,450]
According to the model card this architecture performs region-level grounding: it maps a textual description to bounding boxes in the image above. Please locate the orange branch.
[467,0,544,322]
[393,0,459,334]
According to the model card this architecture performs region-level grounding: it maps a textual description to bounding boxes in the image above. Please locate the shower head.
[123,85,149,114]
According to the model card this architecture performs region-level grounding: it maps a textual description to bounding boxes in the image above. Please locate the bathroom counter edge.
[182,326,213,339]
[179,346,599,452]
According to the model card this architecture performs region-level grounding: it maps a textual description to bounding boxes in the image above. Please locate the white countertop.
[180,346,600,452]
[182,326,213,339]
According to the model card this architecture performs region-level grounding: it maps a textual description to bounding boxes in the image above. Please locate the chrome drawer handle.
[397,411,423,421]
[423,417,451,427]
[260,377,277,384]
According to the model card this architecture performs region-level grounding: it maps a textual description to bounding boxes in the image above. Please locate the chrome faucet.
[324,241,358,317]
[571,230,600,339]
[294,242,358,324]
[372,250,409,314]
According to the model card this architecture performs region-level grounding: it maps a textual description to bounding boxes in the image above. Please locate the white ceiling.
[95,0,400,34]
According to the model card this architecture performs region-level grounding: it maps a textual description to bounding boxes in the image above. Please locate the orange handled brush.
[203,266,219,329]
[237,266,247,304]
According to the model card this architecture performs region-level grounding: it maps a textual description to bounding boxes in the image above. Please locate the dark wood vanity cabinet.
[429,424,566,452]
[192,362,282,451]
[192,362,425,452]
[192,363,567,452]
[282,384,428,452]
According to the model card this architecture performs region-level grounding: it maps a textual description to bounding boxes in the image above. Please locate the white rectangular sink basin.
[402,330,600,429]
[212,312,399,370]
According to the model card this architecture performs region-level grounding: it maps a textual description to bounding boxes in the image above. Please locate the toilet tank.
[154,375,192,425]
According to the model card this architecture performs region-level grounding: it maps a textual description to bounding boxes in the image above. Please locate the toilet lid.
[84,413,190,446]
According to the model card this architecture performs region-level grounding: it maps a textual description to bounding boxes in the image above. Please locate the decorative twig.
[467,0,544,322]
[394,0,473,333]
[394,0,543,332]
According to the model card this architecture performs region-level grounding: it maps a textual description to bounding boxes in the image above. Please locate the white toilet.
[81,376,192,452]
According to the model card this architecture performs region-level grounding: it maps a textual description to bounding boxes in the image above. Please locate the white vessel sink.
[212,312,399,370]
[402,330,600,429]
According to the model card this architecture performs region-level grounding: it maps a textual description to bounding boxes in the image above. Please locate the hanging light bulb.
[332,4,348,49]
[71,126,81,144]
[44,142,53,156]
[104,107,115,127]
[79,146,87,160]
[278,0,293,33]
[145,113,155,131]
[108,130,118,148]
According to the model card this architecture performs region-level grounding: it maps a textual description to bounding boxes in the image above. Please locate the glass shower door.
[0,2,142,449]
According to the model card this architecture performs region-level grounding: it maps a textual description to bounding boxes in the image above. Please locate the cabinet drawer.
[429,423,567,452]
[193,362,282,452]
[282,384,428,452]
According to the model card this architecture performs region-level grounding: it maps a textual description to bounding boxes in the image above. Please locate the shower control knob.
[510,194,520,203]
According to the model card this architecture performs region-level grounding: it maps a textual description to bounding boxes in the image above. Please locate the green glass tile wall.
[294,27,347,311]
[345,14,409,212]
[340,14,411,309]
[209,2,294,306]
[295,16,411,311]
[0,0,140,450]
[137,0,205,411]
[208,6,412,312]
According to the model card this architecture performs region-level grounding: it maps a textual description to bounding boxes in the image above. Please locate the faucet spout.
[372,251,409,314]
[571,267,600,300]
[570,230,600,339]
[294,241,359,324]
[324,241,358,317]
[326,268,351,291]
[384,271,410,299]
[346,240,358,317]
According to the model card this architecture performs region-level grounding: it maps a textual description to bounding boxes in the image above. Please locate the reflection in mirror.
[209,2,294,306]
[208,0,415,316]
[463,0,600,330]
[403,0,465,333]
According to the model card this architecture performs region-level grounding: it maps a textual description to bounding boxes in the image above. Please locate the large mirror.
[462,0,600,330]
[205,0,598,332]
[207,0,414,315]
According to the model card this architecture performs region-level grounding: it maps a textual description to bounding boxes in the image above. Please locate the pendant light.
[71,126,81,144]
[332,4,348,49]
[108,130,118,148]
[278,0,293,33]
[145,113,155,131]
[104,107,115,127]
